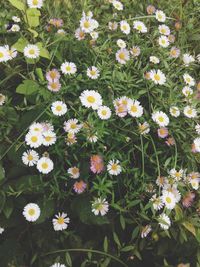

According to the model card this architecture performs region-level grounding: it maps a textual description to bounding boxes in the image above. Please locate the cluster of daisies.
[23,121,56,174]
[140,168,200,237]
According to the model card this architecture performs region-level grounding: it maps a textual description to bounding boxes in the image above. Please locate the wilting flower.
[158,213,171,230]
[182,192,195,208]
[157,127,168,138]
[90,155,104,174]
[141,225,152,238]
[73,180,87,194]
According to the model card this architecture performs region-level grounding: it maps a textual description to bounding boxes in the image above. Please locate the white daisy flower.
[112,0,123,10]
[75,27,85,40]
[161,191,176,210]
[155,10,166,22]
[86,66,100,79]
[90,31,99,40]
[152,111,169,127]
[183,73,195,86]
[23,203,41,222]
[158,214,171,230]
[27,0,43,9]
[80,18,98,33]
[68,167,80,179]
[61,62,77,75]
[0,227,4,234]
[116,48,130,64]
[22,150,39,166]
[97,106,112,120]
[120,20,130,35]
[182,86,193,97]
[133,21,147,33]
[195,124,200,135]
[127,99,143,118]
[92,198,109,216]
[25,132,43,148]
[50,263,66,267]
[183,53,195,66]
[190,180,199,190]
[150,56,160,64]
[12,16,21,23]
[158,25,170,36]
[51,101,68,116]
[29,122,43,134]
[150,194,164,211]
[53,212,70,231]
[117,39,126,48]
[130,46,141,57]
[24,44,40,59]
[80,90,102,110]
[9,24,20,32]
[5,45,17,59]
[107,159,122,176]
[183,106,197,118]
[158,35,169,48]
[42,131,57,146]
[194,138,200,152]
[108,21,118,31]
[87,134,98,143]
[0,94,6,106]
[63,119,82,134]
[138,122,150,135]
[150,69,166,85]
[169,106,180,117]
[0,46,10,62]
[37,157,54,174]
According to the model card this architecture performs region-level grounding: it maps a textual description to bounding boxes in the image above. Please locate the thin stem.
[127,15,176,21]
[149,136,161,178]
[42,248,128,267]
[140,135,145,179]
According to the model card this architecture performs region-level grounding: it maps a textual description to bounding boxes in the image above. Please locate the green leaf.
[120,214,125,230]
[28,28,39,37]
[113,232,121,247]
[121,245,135,252]
[36,42,50,59]
[36,199,55,224]
[26,8,41,28]
[65,252,72,267]
[3,199,13,219]
[8,0,26,11]
[182,221,196,237]
[103,236,108,252]
[16,80,40,95]
[0,191,6,212]
[0,163,5,181]
[12,37,28,53]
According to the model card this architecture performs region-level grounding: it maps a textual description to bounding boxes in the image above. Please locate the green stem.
[140,135,145,179]
[149,136,161,178]
[42,248,128,267]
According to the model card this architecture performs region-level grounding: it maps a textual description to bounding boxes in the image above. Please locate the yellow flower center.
[33,0,39,5]
[27,154,33,161]
[72,168,79,174]
[158,116,164,122]
[70,123,77,129]
[31,136,38,143]
[154,74,160,81]
[42,162,48,169]
[83,21,90,29]
[90,70,96,76]
[56,105,62,111]
[45,136,52,142]
[65,66,71,72]
[122,25,127,30]
[57,217,64,224]
[87,96,95,103]
[166,197,172,204]
[101,110,107,116]
[29,49,35,55]
[51,82,58,90]
[131,105,138,113]
[119,52,125,60]
[187,109,193,115]
[0,52,4,58]
[137,25,142,31]
[111,164,118,171]
[28,208,35,216]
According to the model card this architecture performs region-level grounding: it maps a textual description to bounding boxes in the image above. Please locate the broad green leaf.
[182,221,196,237]
[8,0,26,11]
[26,8,41,28]
[16,80,40,95]
[12,37,28,53]
[36,199,55,224]
[36,42,50,59]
